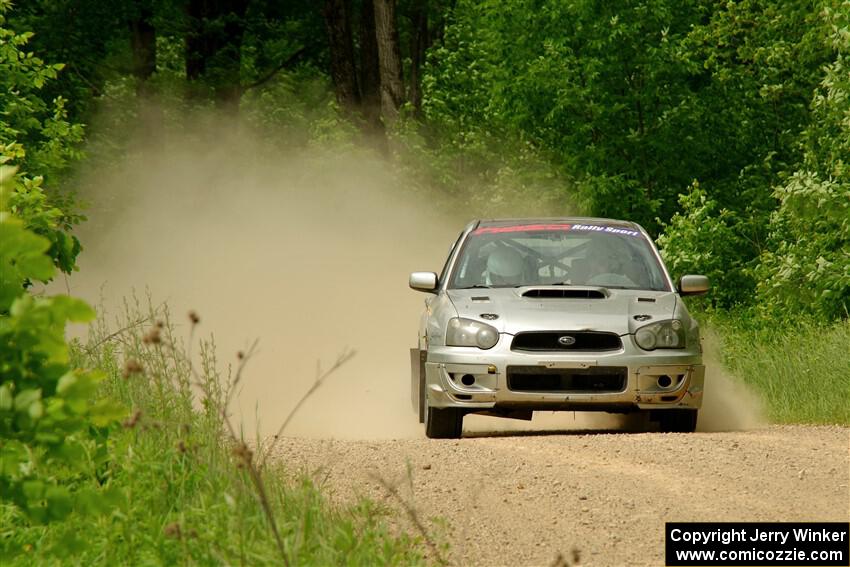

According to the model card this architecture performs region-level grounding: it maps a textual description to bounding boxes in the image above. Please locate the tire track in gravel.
[269,425,849,567]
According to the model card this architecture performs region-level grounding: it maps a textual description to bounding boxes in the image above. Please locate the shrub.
[0,168,124,546]
[657,182,757,309]
[1,3,85,275]
[758,171,850,319]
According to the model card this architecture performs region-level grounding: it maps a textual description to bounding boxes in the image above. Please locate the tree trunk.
[358,0,383,133]
[323,0,360,114]
[373,0,405,125]
[408,0,428,117]
[129,0,162,143]
[216,0,248,109]
[130,0,156,85]
[185,0,248,110]
[185,0,209,83]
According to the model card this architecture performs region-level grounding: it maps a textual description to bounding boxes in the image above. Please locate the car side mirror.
[409,272,439,293]
[678,274,710,296]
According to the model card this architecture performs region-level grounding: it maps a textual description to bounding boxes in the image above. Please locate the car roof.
[472,217,642,230]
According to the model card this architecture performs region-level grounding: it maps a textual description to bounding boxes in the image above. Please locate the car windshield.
[448,223,670,291]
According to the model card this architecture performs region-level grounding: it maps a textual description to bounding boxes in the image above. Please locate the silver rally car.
[409,218,709,438]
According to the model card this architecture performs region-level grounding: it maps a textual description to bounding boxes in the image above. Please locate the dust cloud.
[63,120,464,439]
[60,116,761,440]
[697,329,766,431]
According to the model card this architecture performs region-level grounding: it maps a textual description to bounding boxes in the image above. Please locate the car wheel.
[657,409,698,433]
[425,405,463,439]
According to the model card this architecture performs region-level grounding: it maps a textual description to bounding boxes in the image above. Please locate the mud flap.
[410,348,426,423]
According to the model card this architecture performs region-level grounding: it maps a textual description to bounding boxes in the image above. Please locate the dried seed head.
[123,359,144,378]
[188,310,200,325]
[188,528,199,539]
[237,350,245,360]
[122,409,142,428]
[155,320,165,329]
[164,522,182,539]
[142,328,161,345]
[231,442,253,465]
[177,440,187,453]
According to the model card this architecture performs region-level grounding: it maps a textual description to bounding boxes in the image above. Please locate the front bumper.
[425,337,704,413]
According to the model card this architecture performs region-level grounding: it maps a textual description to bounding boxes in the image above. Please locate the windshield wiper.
[456,284,492,289]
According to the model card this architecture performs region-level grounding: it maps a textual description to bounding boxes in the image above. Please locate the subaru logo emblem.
[558,335,576,346]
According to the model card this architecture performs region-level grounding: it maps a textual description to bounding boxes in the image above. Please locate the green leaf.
[21,479,45,501]
[74,488,108,516]
[89,399,126,427]
[50,295,95,323]
[0,383,13,411]
[100,486,126,511]
[14,388,41,414]
[0,213,55,308]
[28,399,44,420]
[75,486,124,516]
[56,439,87,469]
[45,485,72,520]
[0,442,28,476]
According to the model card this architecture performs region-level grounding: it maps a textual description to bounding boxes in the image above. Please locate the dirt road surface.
[270,423,849,566]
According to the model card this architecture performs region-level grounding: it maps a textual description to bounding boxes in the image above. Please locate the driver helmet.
[485,247,524,286]
[584,237,622,274]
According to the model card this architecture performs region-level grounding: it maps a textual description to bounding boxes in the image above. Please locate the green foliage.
[242,67,359,149]
[658,189,761,313]
[0,2,85,180]
[419,0,830,232]
[710,314,850,424]
[759,172,850,319]
[2,0,129,122]
[658,182,757,308]
[652,1,849,317]
[0,173,124,535]
[0,3,85,275]
[756,3,850,320]
[393,3,571,217]
[0,167,83,276]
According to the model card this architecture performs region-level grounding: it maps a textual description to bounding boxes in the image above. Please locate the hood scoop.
[522,288,608,299]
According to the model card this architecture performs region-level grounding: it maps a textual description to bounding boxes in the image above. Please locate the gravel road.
[269,423,849,566]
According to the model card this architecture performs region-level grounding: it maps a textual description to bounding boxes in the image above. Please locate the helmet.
[585,237,620,268]
[486,247,524,285]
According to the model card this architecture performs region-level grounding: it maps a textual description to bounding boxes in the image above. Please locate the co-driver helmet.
[485,247,524,286]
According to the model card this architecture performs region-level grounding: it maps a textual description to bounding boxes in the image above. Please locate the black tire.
[425,405,463,439]
[657,409,698,433]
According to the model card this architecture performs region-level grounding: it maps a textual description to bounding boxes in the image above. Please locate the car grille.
[511,331,622,352]
[506,366,627,393]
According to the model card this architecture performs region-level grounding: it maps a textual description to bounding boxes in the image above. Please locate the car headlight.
[634,319,686,350]
[446,318,499,349]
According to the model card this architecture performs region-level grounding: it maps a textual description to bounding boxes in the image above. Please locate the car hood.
[446,286,678,335]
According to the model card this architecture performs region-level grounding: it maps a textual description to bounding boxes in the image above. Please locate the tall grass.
[0,298,430,565]
[711,316,850,425]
